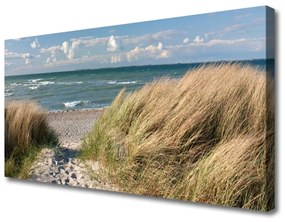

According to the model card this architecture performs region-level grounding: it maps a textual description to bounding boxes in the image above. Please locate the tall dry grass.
[5,101,57,177]
[82,64,274,211]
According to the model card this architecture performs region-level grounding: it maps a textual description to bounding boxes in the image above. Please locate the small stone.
[69,179,77,186]
[60,168,66,174]
[65,178,70,184]
[58,160,64,166]
[52,160,57,166]
[71,173,77,179]
[53,167,59,174]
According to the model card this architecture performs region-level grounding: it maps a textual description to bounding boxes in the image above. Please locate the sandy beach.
[28,109,116,190]
[47,109,104,149]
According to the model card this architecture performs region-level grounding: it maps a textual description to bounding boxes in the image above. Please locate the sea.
[5,59,274,111]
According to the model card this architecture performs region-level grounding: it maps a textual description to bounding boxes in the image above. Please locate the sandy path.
[48,109,102,149]
[28,109,116,191]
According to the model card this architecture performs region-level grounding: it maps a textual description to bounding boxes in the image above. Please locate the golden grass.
[81,64,275,211]
[5,101,57,177]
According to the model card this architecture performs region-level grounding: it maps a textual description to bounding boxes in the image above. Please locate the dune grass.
[81,63,274,211]
[5,101,58,178]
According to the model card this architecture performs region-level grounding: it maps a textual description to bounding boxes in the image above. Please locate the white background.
[0,0,283,221]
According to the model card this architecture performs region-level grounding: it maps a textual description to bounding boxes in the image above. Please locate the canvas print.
[4,6,275,211]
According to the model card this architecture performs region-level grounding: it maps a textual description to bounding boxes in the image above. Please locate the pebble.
[28,147,115,190]
[71,173,77,179]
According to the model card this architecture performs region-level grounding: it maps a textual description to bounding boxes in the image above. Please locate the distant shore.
[47,108,104,149]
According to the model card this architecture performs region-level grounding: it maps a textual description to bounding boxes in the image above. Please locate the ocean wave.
[5,93,13,97]
[29,86,39,90]
[63,100,89,108]
[107,80,117,84]
[24,80,55,89]
[107,80,138,85]
[40,81,55,86]
[29,78,43,83]
[10,83,21,87]
[117,81,138,85]
[57,81,83,85]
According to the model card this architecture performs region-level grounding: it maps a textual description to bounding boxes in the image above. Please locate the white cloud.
[25,58,31,64]
[22,53,32,59]
[5,50,37,66]
[157,42,163,50]
[31,38,40,49]
[5,51,23,59]
[40,45,62,54]
[193,36,204,44]
[107,35,119,52]
[110,55,122,64]
[127,42,170,61]
[62,41,69,55]
[40,45,62,62]
[46,56,56,64]
[205,38,245,46]
[22,54,33,64]
[183,38,190,44]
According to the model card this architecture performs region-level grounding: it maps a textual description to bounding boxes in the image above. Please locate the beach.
[28,109,116,190]
[47,109,104,149]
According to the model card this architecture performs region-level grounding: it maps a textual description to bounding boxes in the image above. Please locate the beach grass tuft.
[5,101,58,178]
[81,63,274,211]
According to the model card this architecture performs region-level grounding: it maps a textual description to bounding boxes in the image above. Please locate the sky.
[5,6,267,76]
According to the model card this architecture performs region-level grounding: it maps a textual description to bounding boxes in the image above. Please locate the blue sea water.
[5,59,273,111]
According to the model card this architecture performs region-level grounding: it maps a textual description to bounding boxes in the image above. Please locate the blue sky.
[5,6,267,76]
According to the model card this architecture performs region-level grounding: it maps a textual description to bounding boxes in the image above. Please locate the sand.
[47,109,103,149]
[28,109,116,191]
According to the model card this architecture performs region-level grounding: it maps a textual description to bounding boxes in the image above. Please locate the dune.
[81,63,275,211]
[5,101,57,177]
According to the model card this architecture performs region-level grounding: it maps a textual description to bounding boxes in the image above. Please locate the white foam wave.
[57,81,83,85]
[29,86,39,90]
[29,78,43,83]
[40,81,55,86]
[5,93,13,97]
[24,80,55,89]
[107,80,117,84]
[10,83,21,87]
[63,100,88,108]
[107,80,137,85]
[117,81,137,85]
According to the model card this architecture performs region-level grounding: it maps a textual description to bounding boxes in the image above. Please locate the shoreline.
[47,107,107,114]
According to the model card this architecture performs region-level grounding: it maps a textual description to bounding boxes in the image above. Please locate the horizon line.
[5,57,273,77]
